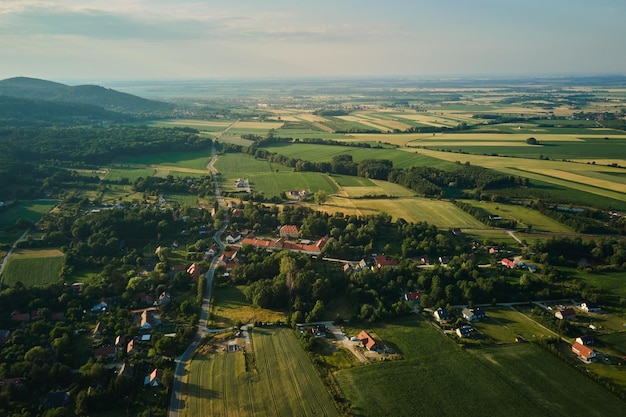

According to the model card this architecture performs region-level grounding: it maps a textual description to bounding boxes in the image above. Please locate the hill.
[0,76,174,114]
[0,95,126,124]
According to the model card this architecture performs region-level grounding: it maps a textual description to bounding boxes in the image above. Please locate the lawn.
[185,327,338,417]
[210,285,288,328]
[2,249,64,287]
[459,200,572,233]
[471,307,557,343]
[335,316,626,417]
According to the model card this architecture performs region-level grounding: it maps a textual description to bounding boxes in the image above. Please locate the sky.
[1,0,625,81]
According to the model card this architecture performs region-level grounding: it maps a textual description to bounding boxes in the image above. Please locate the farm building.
[358,330,379,351]
[576,335,595,346]
[571,342,596,363]
[434,307,449,323]
[555,307,576,320]
[462,307,486,322]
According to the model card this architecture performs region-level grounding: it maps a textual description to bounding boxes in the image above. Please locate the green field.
[104,167,154,181]
[335,317,626,417]
[214,153,339,198]
[459,200,572,232]
[2,249,64,287]
[210,286,288,328]
[472,307,557,343]
[0,200,57,229]
[115,150,211,171]
[185,328,338,417]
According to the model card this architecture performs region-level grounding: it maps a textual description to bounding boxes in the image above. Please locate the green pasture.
[472,307,557,343]
[260,142,460,170]
[459,200,572,233]
[166,193,198,207]
[0,200,57,229]
[598,332,626,356]
[104,167,153,181]
[185,328,338,417]
[115,151,211,170]
[336,317,626,417]
[2,249,64,287]
[215,153,339,198]
[321,116,382,132]
[210,285,288,328]
[564,268,626,299]
[329,174,376,187]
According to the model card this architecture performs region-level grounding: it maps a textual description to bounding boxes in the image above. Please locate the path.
[506,230,524,245]
[0,229,30,284]
[169,134,230,417]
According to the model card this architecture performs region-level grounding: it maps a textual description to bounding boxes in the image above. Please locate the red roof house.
[572,342,596,362]
[357,330,379,351]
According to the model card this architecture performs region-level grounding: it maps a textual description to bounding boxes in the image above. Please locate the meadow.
[471,307,557,343]
[115,150,211,171]
[210,285,288,328]
[185,328,338,417]
[2,249,64,287]
[335,316,626,417]
[0,200,58,244]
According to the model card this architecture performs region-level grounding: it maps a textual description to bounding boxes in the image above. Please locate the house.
[375,255,398,269]
[225,232,242,244]
[0,377,23,392]
[157,291,171,306]
[127,339,140,355]
[434,307,449,323]
[187,263,202,283]
[115,335,126,348]
[10,310,30,322]
[462,307,486,322]
[93,321,105,337]
[343,263,353,273]
[438,256,450,265]
[94,345,117,359]
[357,330,378,351]
[404,291,421,304]
[456,325,472,338]
[419,255,430,265]
[46,390,70,407]
[488,214,502,221]
[130,307,160,330]
[118,363,134,378]
[576,335,595,346]
[555,307,576,320]
[279,225,300,239]
[452,228,462,235]
[144,369,163,387]
[91,300,108,313]
[501,258,516,269]
[571,342,596,362]
[50,312,65,321]
[580,301,601,313]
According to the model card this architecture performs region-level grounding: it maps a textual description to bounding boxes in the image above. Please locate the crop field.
[458,200,572,232]
[185,328,338,417]
[471,307,557,343]
[335,317,626,417]
[215,153,338,198]
[322,196,487,228]
[104,167,154,181]
[564,268,626,299]
[261,142,459,170]
[210,286,288,328]
[2,249,64,287]
[115,151,211,171]
[328,174,376,187]
[147,119,233,132]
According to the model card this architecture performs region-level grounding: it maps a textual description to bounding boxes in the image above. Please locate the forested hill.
[0,95,126,124]
[0,76,174,114]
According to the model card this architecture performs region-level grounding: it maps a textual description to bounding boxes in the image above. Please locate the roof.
[94,345,116,358]
[375,255,398,268]
[46,390,70,407]
[279,225,299,235]
[357,330,378,350]
[501,258,516,268]
[572,342,595,360]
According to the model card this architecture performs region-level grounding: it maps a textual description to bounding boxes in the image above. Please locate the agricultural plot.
[471,307,556,343]
[0,200,57,229]
[2,249,64,287]
[458,200,572,233]
[323,196,487,228]
[210,286,287,328]
[336,317,626,417]
[104,167,154,182]
[214,153,338,198]
[115,151,211,171]
[185,328,338,417]
[147,119,233,132]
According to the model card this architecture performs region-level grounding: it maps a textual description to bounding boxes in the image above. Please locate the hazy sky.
[1,0,625,81]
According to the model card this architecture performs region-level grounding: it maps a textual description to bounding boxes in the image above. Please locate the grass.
[115,150,211,171]
[0,200,57,229]
[320,196,488,228]
[210,286,288,328]
[564,267,626,299]
[335,316,626,417]
[459,200,572,232]
[472,307,557,343]
[185,327,338,417]
[2,249,64,287]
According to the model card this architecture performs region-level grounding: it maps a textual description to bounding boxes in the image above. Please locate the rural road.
[169,139,229,417]
[0,229,30,283]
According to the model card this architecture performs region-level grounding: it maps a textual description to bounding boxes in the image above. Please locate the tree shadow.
[185,382,221,399]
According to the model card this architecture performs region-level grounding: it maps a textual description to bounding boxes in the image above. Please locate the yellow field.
[233,121,284,129]
[391,113,455,127]
[156,119,231,128]
[336,115,389,131]
[407,133,596,143]
[296,113,331,123]
[337,179,415,198]
[11,248,64,258]
[321,196,488,228]
[356,114,412,131]
[528,169,626,194]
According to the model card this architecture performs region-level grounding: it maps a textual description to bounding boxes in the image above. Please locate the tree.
[526,137,539,145]
[314,190,327,205]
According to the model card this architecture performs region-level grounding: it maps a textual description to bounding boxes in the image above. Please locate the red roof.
[94,345,116,358]
[279,225,299,236]
[375,255,398,268]
[358,330,378,350]
[501,258,516,268]
[572,342,595,360]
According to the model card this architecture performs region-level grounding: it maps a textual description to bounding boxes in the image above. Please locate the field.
[335,317,626,417]
[210,286,288,328]
[322,196,488,228]
[0,200,58,244]
[2,249,64,287]
[147,119,233,133]
[459,200,572,232]
[471,307,557,343]
[214,153,339,198]
[115,151,211,171]
[185,328,338,417]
